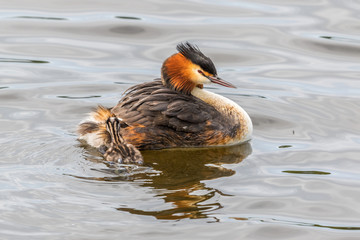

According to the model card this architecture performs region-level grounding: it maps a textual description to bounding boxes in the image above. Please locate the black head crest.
[176,42,217,75]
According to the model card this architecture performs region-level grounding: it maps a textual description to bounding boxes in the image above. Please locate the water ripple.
[0,58,49,64]
[13,16,67,21]
[1,0,360,238]
[230,215,360,231]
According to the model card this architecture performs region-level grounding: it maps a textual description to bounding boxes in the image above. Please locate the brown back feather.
[111,80,238,150]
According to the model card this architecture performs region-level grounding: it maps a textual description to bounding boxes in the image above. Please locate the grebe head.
[161,42,236,94]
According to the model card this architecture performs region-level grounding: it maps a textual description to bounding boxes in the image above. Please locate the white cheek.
[193,69,211,84]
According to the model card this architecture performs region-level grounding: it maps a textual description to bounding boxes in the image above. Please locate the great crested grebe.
[78,42,252,163]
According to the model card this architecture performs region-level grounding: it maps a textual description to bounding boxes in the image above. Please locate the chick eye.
[198,70,204,75]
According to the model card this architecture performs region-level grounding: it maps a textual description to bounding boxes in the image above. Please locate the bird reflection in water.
[78,142,252,220]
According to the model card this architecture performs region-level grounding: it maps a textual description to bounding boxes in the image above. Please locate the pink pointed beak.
[208,75,236,88]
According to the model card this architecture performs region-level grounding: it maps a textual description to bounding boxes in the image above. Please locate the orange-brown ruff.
[78,42,253,162]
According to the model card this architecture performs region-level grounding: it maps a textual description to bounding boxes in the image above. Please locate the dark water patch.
[278,145,292,148]
[242,94,267,99]
[0,87,9,90]
[320,36,360,44]
[310,224,360,231]
[283,170,331,175]
[225,93,267,99]
[14,16,67,21]
[57,95,101,99]
[114,81,132,85]
[115,16,141,20]
[232,216,360,231]
[0,58,49,64]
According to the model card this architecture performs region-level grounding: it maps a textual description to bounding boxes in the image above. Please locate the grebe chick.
[104,117,143,165]
[78,42,252,155]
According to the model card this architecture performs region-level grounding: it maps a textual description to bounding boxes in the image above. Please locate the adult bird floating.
[78,42,253,164]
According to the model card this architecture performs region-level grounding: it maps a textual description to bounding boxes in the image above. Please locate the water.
[1,0,360,239]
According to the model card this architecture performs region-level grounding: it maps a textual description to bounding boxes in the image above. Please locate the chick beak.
[208,75,236,88]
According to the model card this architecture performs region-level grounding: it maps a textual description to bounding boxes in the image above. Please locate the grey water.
[1,0,360,239]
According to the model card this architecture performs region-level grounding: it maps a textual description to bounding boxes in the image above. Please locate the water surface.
[1,0,360,239]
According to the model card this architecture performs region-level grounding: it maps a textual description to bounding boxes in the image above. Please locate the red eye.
[198,70,203,74]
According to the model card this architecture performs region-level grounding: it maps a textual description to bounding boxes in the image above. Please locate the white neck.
[191,87,253,143]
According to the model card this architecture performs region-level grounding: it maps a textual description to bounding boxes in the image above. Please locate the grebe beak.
[208,75,236,88]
